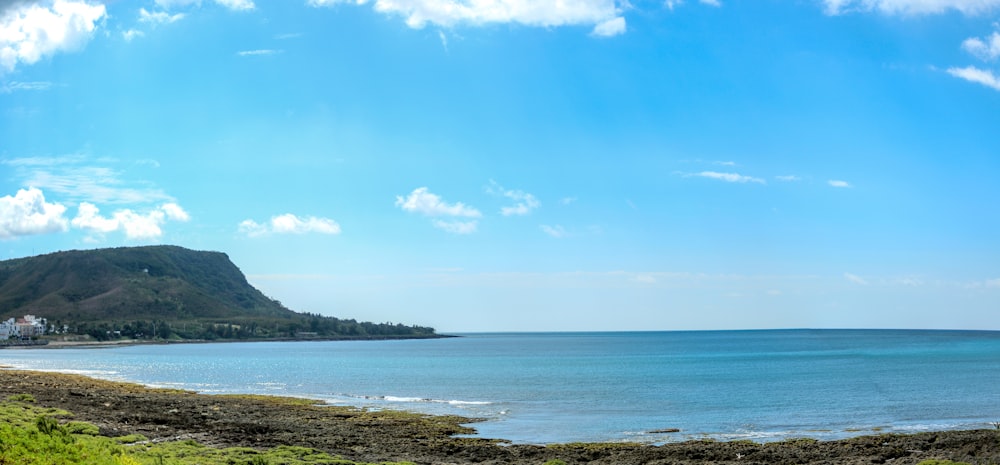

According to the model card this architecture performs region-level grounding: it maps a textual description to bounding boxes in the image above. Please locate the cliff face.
[0,245,295,322]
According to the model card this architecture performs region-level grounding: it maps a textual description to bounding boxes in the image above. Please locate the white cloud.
[432,219,477,234]
[160,202,190,221]
[559,196,577,205]
[591,16,625,37]
[395,187,481,217]
[0,187,69,239]
[237,49,281,56]
[240,213,341,237]
[71,202,189,240]
[308,0,625,36]
[486,180,540,216]
[828,179,852,188]
[986,278,1000,288]
[962,31,1000,61]
[775,175,801,182]
[0,0,107,73]
[844,272,869,285]
[700,0,721,6]
[139,8,185,24]
[948,65,1000,91]
[540,224,567,238]
[397,187,481,233]
[71,202,119,233]
[688,171,766,184]
[238,219,268,237]
[822,0,1000,15]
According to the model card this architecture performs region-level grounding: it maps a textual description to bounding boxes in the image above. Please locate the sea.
[2,330,1000,445]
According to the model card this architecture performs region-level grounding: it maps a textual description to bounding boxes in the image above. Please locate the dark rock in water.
[650,428,681,433]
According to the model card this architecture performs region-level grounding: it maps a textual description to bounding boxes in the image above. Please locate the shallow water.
[3,330,1000,444]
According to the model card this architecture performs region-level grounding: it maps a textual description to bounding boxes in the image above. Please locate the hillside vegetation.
[0,246,436,341]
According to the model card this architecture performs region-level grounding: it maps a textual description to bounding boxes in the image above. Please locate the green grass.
[0,394,414,465]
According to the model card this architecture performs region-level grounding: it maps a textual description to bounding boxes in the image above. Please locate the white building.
[0,315,47,340]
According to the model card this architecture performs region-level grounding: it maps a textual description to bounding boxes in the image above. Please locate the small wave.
[11,367,120,377]
[334,393,491,406]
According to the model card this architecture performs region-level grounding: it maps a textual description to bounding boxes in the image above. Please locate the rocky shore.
[1,369,997,464]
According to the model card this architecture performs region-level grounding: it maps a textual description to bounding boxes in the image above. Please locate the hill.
[0,245,436,341]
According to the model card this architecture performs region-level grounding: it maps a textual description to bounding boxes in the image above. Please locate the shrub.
[7,393,36,403]
[66,421,101,436]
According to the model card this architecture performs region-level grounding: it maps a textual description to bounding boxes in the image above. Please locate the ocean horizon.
[3,329,1000,445]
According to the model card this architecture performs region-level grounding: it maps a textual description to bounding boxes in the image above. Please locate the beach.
[2,368,998,465]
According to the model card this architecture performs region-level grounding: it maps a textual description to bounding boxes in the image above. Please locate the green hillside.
[0,246,436,341]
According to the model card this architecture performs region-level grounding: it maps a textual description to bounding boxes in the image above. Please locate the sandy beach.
[1,368,998,464]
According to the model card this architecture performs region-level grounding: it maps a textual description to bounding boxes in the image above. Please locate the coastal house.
[0,315,47,340]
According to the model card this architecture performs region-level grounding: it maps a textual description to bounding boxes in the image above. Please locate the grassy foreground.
[0,394,412,465]
[1,369,998,465]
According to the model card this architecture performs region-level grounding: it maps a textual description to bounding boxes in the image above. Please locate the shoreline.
[0,368,997,464]
[0,333,457,350]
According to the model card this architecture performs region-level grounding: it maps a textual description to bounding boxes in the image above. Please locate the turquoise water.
[3,330,1000,444]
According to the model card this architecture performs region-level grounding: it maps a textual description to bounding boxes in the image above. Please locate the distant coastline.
[1,332,456,349]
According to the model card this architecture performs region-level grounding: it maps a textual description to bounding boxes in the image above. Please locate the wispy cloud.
[665,0,723,10]
[775,175,801,182]
[822,0,1000,15]
[948,66,1000,91]
[828,179,852,188]
[687,171,766,184]
[3,156,175,205]
[540,224,567,238]
[0,188,69,239]
[216,0,255,10]
[237,49,282,56]
[239,214,341,238]
[154,0,255,11]
[274,32,303,40]
[432,220,477,234]
[438,30,449,51]
[844,272,869,285]
[139,8,185,24]
[122,29,145,41]
[0,81,53,93]
[0,0,106,74]
[307,0,626,37]
[486,180,540,216]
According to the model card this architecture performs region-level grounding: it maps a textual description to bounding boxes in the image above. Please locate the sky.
[1,0,998,332]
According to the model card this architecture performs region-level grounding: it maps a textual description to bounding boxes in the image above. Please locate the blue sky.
[1,0,998,332]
